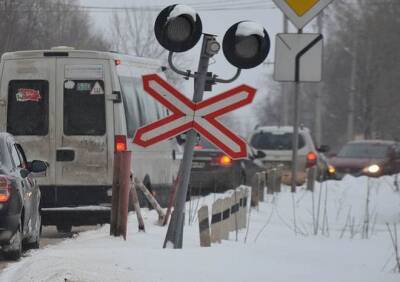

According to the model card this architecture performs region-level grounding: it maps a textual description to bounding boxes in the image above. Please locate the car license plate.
[192,162,205,168]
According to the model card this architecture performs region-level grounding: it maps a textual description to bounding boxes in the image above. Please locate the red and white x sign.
[133,74,256,159]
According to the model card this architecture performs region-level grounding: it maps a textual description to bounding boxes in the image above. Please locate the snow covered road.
[0,176,399,282]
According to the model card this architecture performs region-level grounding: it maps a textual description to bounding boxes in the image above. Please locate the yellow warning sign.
[285,0,319,16]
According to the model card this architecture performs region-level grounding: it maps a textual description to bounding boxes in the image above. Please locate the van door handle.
[172,149,176,160]
[56,149,75,162]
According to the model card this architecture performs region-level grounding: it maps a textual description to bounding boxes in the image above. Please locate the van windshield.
[7,80,49,136]
[250,131,305,150]
[63,80,106,136]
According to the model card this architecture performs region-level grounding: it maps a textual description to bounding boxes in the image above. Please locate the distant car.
[0,133,47,260]
[248,126,331,185]
[189,137,264,194]
[329,140,400,178]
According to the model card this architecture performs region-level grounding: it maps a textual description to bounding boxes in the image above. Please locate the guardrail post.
[251,173,260,207]
[221,197,230,240]
[198,205,211,247]
[211,199,223,243]
[306,167,317,192]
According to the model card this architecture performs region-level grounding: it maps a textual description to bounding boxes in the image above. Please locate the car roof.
[252,126,311,134]
[347,139,397,146]
[0,132,15,145]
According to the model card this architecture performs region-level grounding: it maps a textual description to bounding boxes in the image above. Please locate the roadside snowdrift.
[1,176,399,282]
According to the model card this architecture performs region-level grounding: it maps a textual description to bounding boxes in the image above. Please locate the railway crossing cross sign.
[272,0,334,29]
[133,74,256,159]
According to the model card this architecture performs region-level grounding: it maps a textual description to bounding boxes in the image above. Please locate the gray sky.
[79,0,319,135]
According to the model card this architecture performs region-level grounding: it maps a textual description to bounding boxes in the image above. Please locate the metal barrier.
[200,187,249,246]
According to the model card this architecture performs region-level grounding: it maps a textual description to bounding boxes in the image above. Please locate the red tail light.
[115,59,122,66]
[194,145,203,150]
[218,155,232,167]
[306,152,317,168]
[0,176,11,203]
[115,135,127,152]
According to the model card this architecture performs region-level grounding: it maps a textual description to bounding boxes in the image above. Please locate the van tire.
[56,224,72,234]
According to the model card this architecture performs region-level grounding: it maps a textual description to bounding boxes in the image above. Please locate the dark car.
[329,140,400,178]
[189,137,264,195]
[0,133,47,260]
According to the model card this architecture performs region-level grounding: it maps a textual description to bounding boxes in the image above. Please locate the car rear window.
[250,132,305,150]
[338,143,389,159]
[7,80,49,136]
[64,80,106,136]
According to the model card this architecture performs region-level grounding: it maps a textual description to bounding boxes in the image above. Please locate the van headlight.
[363,164,381,174]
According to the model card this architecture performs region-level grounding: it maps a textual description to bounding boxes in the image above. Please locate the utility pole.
[314,13,323,145]
[281,15,290,125]
[347,39,357,141]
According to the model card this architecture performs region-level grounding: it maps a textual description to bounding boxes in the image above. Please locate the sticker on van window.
[64,80,75,89]
[65,65,104,79]
[77,82,92,91]
[16,88,41,102]
[90,81,104,95]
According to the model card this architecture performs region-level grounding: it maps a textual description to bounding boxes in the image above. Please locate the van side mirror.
[176,134,186,145]
[317,145,330,153]
[20,169,30,179]
[254,150,266,159]
[30,160,48,173]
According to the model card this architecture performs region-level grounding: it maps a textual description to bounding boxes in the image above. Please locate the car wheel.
[25,213,41,249]
[56,224,72,234]
[3,220,22,260]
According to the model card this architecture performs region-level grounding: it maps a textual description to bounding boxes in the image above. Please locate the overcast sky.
[79,0,319,135]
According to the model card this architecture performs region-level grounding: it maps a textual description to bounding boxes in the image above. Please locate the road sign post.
[273,0,333,194]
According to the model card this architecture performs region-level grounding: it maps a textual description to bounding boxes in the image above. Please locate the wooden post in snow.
[134,177,165,224]
[198,205,211,247]
[130,175,145,231]
[211,198,223,243]
[110,152,121,236]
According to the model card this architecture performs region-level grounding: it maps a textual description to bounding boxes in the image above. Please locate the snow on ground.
[1,176,400,282]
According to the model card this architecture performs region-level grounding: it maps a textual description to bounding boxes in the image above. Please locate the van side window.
[119,76,141,137]
[63,80,106,136]
[7,80,49,136]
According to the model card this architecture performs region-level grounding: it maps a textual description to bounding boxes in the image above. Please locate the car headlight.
[327,165,336,175]
[363,164,381,174]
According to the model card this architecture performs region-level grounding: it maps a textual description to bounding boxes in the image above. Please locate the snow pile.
[167,5,197,22]
[235,21,265,37]
[1,176,400,282]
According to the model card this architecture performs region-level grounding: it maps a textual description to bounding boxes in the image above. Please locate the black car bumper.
[190,168,240,194]
[0,214,19,244]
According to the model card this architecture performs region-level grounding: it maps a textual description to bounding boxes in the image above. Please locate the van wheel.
[56,224,72,234]
[3,221,22,260]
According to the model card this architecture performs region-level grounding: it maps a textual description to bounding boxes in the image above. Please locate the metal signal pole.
[163,34,215,249]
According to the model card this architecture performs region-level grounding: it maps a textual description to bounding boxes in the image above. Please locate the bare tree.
[110,7,191,86]
[0,0,110,54]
